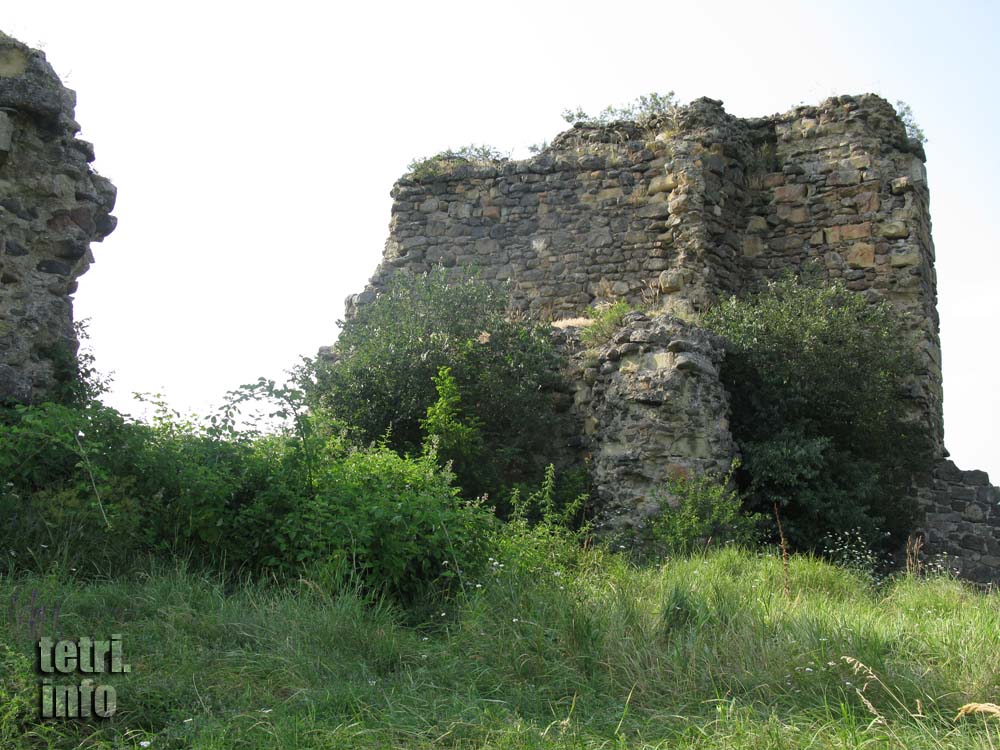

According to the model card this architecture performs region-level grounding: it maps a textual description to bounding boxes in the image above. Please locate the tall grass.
[1,544,998,749]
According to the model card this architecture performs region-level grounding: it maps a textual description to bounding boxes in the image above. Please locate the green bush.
[0,376,493,598]
[704,275,933,551]
[649,463,761,555]
[311,270,568,503]
[277,446,496,600]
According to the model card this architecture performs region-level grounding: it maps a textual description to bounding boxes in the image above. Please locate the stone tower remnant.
[351,94,1000,582]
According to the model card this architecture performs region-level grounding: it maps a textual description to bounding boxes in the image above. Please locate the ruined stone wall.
[916,461,1000,584]
[355,94,942,452]
[0,32,116,403]
[353,92,1000,582]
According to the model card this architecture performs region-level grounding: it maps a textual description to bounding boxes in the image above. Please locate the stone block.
[648,174,678,195]
[846,242,875,268]
[773,183,807,202]
[777,205,810,224]
[879,221,910,239]
[638,201,671,219]
[890,248,920,267]
[891,177,913,195]
[839,222,872,240]
[658,270,685,292]
[742,236,766,258]
[0,111,12,158]
[826,170,862,186]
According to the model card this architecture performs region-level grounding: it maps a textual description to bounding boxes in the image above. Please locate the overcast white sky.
[5,1,998,479]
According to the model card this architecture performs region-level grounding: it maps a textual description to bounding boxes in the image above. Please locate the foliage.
[420,366,484,485]
[275,445,496,600]
[895,100,927,144]
[562,91,682,128]
[508,463,589,531]
[311,269,567,503]
[0,374,493,597]
[649,462,761,554]
[579,300,634,347]
[704,275,933,551]
[407,144,508,180]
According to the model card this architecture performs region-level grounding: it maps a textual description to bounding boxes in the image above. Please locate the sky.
[4,1,998,479]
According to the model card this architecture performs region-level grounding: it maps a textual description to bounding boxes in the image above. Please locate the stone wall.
[916,461,1000,584]
[353,94,942,453]
[555,312,735,532]
[0,32,116,403]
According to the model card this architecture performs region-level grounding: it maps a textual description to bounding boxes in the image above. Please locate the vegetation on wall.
[407,144,508,180]
[562,91,683,128]
[895,99,927,143]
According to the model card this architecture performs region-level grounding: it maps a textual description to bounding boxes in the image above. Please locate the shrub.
[704,275,932,551]
[419,366,485,488]
[0,400,152,570]
[649,463,761,555]
[311,270,568,503]
[0,381,493,598]
[276,446,496,600]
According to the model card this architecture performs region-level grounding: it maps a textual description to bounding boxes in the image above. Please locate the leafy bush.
[420,366,485,489]
[0,400,151,570]
[508,463,589,531]
[704,276,933,551]
[311,270,568,503]
[276,446,496,600]
[0,377,493,599]
[649,463,760,555]
[562,91,682,128]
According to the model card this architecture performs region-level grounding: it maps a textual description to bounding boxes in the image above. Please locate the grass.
[1,544,998,749]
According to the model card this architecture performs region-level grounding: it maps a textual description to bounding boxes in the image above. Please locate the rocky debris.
[0,31,116,402]
[555,313,736,532]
